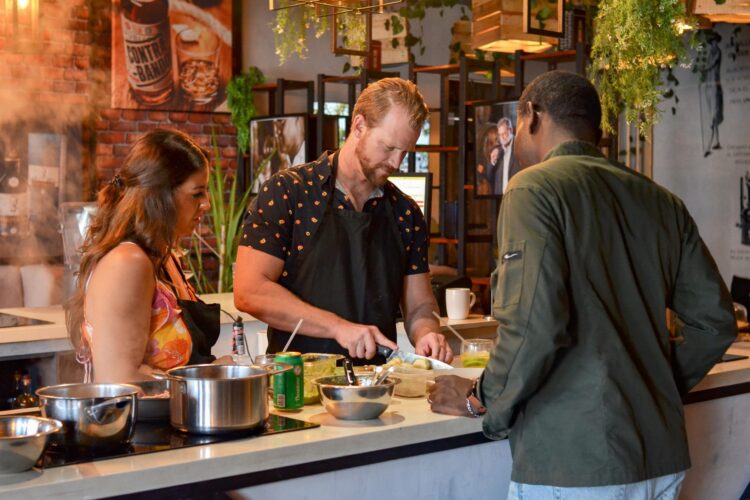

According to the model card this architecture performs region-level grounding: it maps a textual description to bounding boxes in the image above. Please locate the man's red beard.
[355,138,394,188]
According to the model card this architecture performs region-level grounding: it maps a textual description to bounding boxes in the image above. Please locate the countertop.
[0,395,486,499]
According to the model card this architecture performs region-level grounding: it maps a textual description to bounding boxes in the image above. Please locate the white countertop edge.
[0,398,483,499]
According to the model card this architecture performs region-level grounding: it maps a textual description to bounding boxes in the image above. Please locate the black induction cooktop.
[38,414,318,469]
[0,312,53,328]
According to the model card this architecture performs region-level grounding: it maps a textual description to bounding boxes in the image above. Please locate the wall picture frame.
[473,100,520,199]
[111,0,235,111]
[249,114,311,193]
[523,0,565,38]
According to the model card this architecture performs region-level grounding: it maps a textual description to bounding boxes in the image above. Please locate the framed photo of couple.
[248,114,312,193]
[473,100,520,198]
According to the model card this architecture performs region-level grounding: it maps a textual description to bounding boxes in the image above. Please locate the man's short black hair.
[518,71,602,140]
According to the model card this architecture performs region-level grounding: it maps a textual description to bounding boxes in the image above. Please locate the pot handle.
[84,395,133,424]
[256,361,293,377]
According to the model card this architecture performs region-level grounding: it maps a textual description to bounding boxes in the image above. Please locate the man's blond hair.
[352,78,429,131]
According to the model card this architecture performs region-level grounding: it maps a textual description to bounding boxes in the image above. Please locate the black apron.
[166,255,220,365]
[266,152,406,365]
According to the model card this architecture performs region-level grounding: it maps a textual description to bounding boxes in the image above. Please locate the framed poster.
[249,114,310,193]
[112,0,234,111]
[523,0,564,38]
[473,100,520,198]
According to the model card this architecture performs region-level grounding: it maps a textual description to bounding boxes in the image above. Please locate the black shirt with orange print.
[240,153,429,280]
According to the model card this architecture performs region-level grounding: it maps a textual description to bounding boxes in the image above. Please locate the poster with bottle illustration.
[653,24,750,284]
[111,0,233,112]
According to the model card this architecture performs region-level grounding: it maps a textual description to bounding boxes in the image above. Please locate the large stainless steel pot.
[165,363,290,435]
[36,383,139,450]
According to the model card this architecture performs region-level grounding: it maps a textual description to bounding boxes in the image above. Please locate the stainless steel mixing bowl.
[36,383,139,450]
[313,375,397,420]
[0,416,62,473]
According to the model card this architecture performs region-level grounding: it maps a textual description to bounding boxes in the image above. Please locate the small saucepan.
[36,383,139,451]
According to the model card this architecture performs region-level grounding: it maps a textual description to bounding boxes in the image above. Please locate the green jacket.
[479,140,736,487]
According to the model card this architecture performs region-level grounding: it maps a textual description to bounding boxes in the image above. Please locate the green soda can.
[273,351,304,409]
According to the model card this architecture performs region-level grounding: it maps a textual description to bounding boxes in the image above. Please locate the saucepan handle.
[84,395,134,424]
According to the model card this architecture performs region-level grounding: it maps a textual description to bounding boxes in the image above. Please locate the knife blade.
[376,345,453,370]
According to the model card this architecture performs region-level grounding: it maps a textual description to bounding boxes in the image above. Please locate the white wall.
[653,24,750,285]
[240,4,467,111]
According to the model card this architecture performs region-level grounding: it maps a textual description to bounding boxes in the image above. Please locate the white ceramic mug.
[445,288,476,320]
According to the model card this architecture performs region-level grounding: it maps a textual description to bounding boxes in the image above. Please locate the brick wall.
[0,0,238,198]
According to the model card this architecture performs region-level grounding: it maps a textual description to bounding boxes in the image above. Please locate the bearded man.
[234,78,453,364]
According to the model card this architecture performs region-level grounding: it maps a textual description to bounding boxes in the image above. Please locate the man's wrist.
[465,378,486,417]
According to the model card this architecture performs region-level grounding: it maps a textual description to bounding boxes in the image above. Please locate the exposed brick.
[53,80,77,93]
[94,119,109,130]
[69,19,88,31]
[47,92,87,104]
[74,56,89,70]
[72,44,88,56]
[221,147,237,158]
[100,109,121,120]
[138,122,161,132]
[74,31,91,44]
[95,156,119,170]
[99,132,126,144]
[121,110,148,121]
[177,123,204,135]
[126,132,145,143]
[111,121,138,132]
[76,81,90,93]
[114,145,131,157]
[96,143,114,155]
[149,111,168,121]
[188,113,212,124]
[41,67,65,80]
[212,113,231,124]
[64,68,87,81]
[214,134,232,147]
[49,29,75,44]
[169,112,188,122]
[73,5,90,20]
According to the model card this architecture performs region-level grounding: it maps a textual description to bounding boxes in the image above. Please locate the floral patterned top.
[81,279,193,382]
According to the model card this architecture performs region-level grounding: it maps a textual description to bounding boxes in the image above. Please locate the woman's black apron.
[166,254,221,365]
[266,152,406,365]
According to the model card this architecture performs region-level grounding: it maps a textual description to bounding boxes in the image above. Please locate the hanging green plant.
[589,0,692,135]
[398,0,462,59]
[272,2,329,65]
[227,66,265,155]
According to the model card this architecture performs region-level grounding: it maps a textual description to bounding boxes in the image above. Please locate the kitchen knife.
[376,345,453,370]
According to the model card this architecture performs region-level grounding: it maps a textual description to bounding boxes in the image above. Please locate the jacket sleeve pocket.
[495,240,526,308]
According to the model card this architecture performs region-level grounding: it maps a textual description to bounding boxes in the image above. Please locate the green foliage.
[589,0,691,134]
[272,2,329,65]
[226,67,265,155]
[189,132,275,293]
[398,0,459,61]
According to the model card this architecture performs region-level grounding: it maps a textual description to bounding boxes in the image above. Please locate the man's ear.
[351,114,367,138]
[526,102,541,135]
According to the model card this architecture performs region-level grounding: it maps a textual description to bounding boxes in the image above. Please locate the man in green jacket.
[428,71,737,498]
